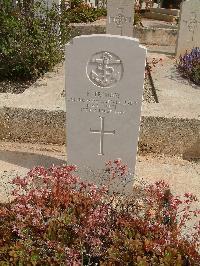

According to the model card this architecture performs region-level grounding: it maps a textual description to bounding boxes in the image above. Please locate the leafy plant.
[0,0,106,83]
[69,0,85,9]
[135,0,154,13]
[134,0,154,26]
[177,47,200,85]
[0,160,199,265]
[95,7,107,18]
[63,3,98,23]
[63,0,106,23]
[0,0,71,81]
[134,12,142,25]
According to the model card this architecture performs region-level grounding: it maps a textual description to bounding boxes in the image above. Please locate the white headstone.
[66,35,146,186]
[176,0,200,57]
[106,0,135,37]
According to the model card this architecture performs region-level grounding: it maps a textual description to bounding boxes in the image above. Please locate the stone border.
[0,108,65,145]
[70,24,178,46]
[0,107,199,159]
[139,115,200,159]
[133,26,177,46]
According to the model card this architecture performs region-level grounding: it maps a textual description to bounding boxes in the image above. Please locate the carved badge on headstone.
[109,8,132,28]
[87,51,123,88]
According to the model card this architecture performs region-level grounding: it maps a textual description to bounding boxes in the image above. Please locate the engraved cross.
[90,116,115,156]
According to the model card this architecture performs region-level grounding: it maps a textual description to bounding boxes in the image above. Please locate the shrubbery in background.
[0,0,106,81]
[0,161,199,265]
[64,0,106,23]
[0,0,70,81]
[177,47,200,86]
[0,0,146,82]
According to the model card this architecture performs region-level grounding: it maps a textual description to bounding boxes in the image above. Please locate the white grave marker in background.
[176,0,200,57]
[106,0,134,36]
[66,35,146,187]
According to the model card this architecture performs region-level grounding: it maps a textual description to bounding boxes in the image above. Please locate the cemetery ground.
[0,2,200,261]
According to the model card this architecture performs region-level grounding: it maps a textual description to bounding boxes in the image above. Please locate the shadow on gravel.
[166,66,200,90]
[0,150,67,169]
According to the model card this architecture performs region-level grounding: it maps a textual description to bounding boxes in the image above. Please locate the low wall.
[133,27,177,46]
[0,107,199,159]
[139,116,200,159]
[70,24,178,46]
[0,108,65,145]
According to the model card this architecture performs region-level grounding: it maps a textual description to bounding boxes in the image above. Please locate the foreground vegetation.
[0,160,199,265]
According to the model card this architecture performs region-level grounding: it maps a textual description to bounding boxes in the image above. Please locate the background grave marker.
[176,0,200,57]
[106,0,135,36]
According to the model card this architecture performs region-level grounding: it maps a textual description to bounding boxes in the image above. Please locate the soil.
[143,72,157,103]
[60,74,157,103]
[0,67,157,103]
[0,141,199,204]
[0,79,35,94]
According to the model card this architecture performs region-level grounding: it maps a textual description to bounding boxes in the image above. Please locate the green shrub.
[63,4,98,23]
[95,7,107,18]
[134,12,142,25]
[0,0,105,82]
[63,0,106,24]
[0,0,71,81]
[69,0,84,9]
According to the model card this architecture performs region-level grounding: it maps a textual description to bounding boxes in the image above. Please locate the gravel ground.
[71,18,178,29]
[0,79,35,94]
[0,141,199,203]
[61,74,157,103]
[0,68,157,103]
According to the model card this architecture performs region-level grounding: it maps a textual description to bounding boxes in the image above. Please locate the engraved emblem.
[110,8,131,28]
[87,51,123,88]
[114,13,127,27]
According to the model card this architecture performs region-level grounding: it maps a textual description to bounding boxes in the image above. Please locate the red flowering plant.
[0,160,199,265]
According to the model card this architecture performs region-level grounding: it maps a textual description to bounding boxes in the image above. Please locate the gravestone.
[176,0,200,57]
[66,35,146,188]
[106,0,134,36]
